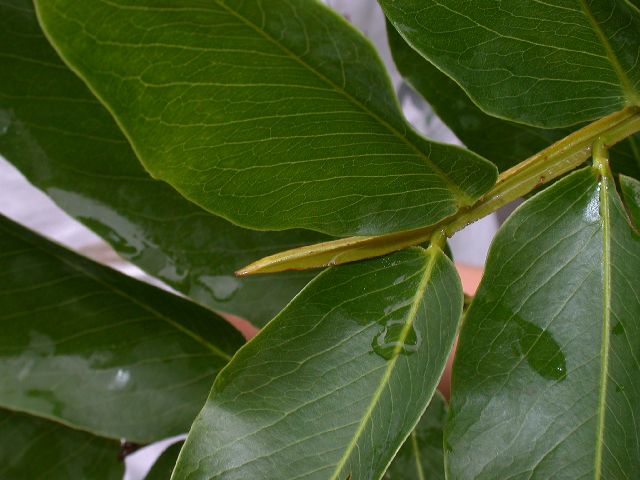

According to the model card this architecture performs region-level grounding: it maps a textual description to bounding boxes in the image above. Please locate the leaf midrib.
[213,0,471,204]
[329,247,439,480]
[594,170,612,479]
[579,0,640,105]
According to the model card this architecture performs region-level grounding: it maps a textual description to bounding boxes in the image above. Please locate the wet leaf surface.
[0,214,243,442]
[446,167,640,478]
[0,0,325,327]
[173,248,462,480]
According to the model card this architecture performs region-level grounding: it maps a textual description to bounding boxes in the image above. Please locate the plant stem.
[237,107,640,275]
[445,106,640,236]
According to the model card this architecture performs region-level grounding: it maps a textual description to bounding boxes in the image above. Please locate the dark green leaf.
[379,0,640,128]
[388,20,640,178]
[0,0,325,327]
[33,0,497,237]
[172,248,462,480]
[0,408,123,479]
[446,167,640,478]
[386,20,571,172]
[0,214,244,442]
[145,442,183,480]
[383,392,446,480]
[612,134,640,181]
[620,174,640,225]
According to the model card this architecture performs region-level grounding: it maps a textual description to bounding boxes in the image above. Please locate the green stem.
[445,106,640,236]
[237,107,640,275]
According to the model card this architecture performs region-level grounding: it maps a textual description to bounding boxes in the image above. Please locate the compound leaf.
[0,0,325,327]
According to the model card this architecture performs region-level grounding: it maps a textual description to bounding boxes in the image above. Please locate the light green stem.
[445,106,640,236]
[238,107,640,275]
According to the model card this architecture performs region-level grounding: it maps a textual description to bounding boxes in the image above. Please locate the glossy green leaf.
[385,20,571,172]
[145,443,183,480]
[172,248,462,480]
[386,19,640,176]
[0,0,325,327]
[0,408,124,480]
[383,392,446,480]
[445,167,640,478]
[0,214,244,442]
[33,0,497,237]
[379,0,640,128]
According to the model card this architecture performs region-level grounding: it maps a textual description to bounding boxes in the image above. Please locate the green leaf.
[383,392,446,480]
[172,248,462,480]
[0,214,244,442]
[0,0,325,327]
[379,0,640,128]
[385,20,571,172]
[0,408,124,479]
[613,134,640,181]
[145,443,183,480]
[445,167,640,478]
[33,0,497,237]
[620,174,640,225]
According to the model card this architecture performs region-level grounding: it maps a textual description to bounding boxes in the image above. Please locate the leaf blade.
[0,408,124,480]
[620,174,640,225]
[445,167,640,478]
[172,248,462,480]
[0,214,244,442]
[379,0,640,128]
[33,0,497,236]
[385,20,571,172]
[383,392,447,480]
[0,0,327,327]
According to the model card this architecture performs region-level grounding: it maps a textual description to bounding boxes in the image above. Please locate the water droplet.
[108,368,131,391]
[392,274,406,285]
[383,297,412,315]
[158,261,187,283]
[583,185,601,223]
[371,317,421,360]
[26,389,63,416]
[200,275,242,302]
[612,322,624,336]
[515,317,566,381]
[49,189,151,259]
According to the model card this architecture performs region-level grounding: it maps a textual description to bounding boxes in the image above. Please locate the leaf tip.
[234,265,253,277]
